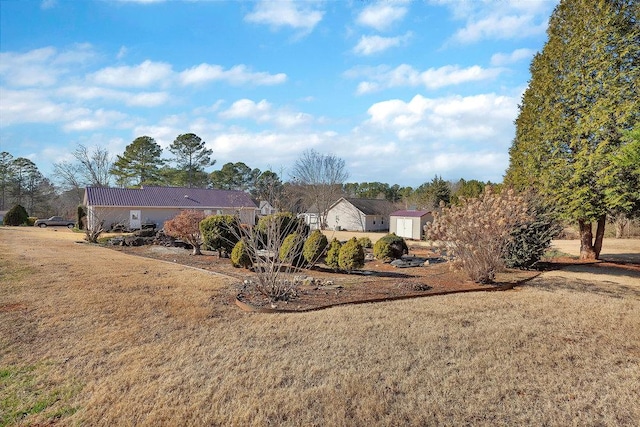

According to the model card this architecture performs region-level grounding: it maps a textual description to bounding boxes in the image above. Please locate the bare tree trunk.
[593,215,606,259]
[614,213,628,238]
[192,244,202,255]
[578,219,597,260]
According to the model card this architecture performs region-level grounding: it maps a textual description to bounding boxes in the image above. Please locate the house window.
[381,218,384,224]
[373,220,376,224]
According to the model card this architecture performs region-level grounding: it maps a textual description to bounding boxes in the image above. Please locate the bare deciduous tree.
[291,149,348,230]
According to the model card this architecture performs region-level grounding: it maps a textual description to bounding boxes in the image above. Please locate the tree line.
[1,140,495,222]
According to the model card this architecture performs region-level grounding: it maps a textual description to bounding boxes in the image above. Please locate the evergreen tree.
[505,0,640,259]
[169,133,215,188]
[110,136,165,187]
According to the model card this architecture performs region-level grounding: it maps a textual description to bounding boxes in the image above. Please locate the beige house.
[325,198,396,232]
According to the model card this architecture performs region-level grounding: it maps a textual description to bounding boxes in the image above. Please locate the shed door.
[129,210,141,230]
[397,218,412,238]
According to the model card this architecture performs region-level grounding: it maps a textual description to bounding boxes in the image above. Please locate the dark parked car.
[34,216,75,228]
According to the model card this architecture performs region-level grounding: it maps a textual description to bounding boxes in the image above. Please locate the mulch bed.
[109,244,542,312]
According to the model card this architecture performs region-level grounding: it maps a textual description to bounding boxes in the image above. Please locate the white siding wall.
[326,200,366,231]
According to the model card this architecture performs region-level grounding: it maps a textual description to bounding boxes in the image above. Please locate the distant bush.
[325,238,342,270]
[200,214,240,257]
[338,237,365,272]
[279,233,305,267]
[503,195,562,269]
[77,205,86,230]
[4,204,29,226]
[231,239,252,269]
[26,217,37,227]
[357,236,373,249]
[303,230,328,265]
[373,233,408,262]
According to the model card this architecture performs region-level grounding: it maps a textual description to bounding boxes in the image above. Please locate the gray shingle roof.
[342,198,396,215]
[85,186,257,209]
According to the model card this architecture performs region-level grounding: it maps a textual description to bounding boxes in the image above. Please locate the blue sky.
[0,0,558,187]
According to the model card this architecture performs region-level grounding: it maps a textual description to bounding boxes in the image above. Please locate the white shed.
[389,210,433,240]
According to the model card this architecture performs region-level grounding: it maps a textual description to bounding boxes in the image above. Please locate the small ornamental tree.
[325,238,342,270]
[357,236,373,249]
[303,230,328,266]
[200,214,240,257]
[427,187,531,283]
[373,233,408,262]
[164,210,206,255]
[231,239,252,269]
[338,237,365,273]
[4,204,29,226]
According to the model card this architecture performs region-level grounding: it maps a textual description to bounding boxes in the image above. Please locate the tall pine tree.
[505,0,639,259]
[169,133,215,188]
[110,136,165,187]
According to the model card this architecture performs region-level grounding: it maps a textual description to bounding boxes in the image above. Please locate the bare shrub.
[427,187,531,283]
[164,210,206,255]
[234,214,309,301]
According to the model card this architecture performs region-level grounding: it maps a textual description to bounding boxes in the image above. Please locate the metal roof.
[84,186,257,209]
[390,209,431,218]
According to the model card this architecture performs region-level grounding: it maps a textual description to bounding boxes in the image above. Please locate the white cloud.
[366,93,518,142]
[0,45,96,87]
[63,109,130,132]
[89,60,173,88]
[219,99,313,128]
[179,64,287,86]
[353,32,412,56]
[56,85,169,107]
[490,48,536,66]
[40,0,58,10]
[452,15,546,44]
[245,0,324,35]
[432,0,556,44]
[0,88,83,126]
[348,64,503,94]
[356,2,408,31]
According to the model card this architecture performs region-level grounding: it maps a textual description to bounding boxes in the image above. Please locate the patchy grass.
[1,227,639,426]
[0,363,79,427]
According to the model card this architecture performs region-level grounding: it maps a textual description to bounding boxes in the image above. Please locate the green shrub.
[200,214,240,257]
[77,205,86,230]
[357,236,373,249]
[325,238,342,270]
[279,233,305,267]
[4,204,29,226]
[504,197,562,269]
[338,237,365,272]
[373,233,408,262]
[303,230,328,265]
[231,239,252,269]
[26,217,37,226]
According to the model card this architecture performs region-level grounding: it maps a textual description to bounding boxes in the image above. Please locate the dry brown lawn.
[1,227,639,426]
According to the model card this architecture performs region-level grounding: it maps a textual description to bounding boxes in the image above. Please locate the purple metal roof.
[85,186,257,209]
[390,209,431,218]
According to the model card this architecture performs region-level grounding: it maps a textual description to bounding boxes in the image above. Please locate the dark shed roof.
[390,210,431,217]
[85,186,257,208]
